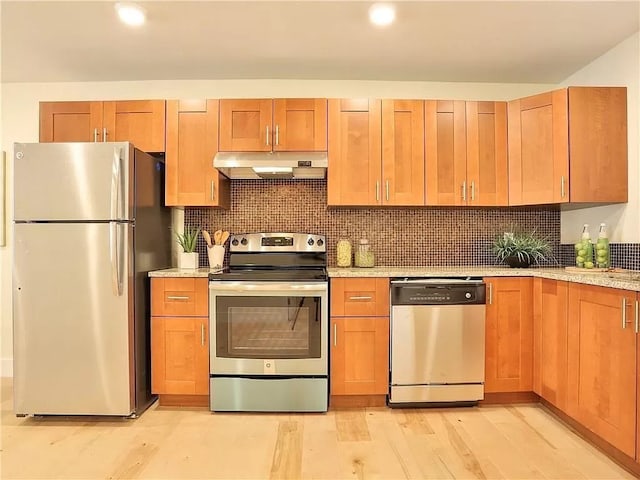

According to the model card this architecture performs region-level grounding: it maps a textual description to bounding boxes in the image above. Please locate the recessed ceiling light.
[369,3,396,27]
[115,2,146,27]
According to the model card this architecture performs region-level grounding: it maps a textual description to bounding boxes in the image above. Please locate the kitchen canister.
[354,238,375,267]
[336,238,352,267]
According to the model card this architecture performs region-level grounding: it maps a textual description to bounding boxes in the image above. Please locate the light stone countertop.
[148,266,640,292]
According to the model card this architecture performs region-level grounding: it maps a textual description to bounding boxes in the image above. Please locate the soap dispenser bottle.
[595,223,610,268]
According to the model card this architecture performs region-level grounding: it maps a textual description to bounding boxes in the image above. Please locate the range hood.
[213,152,327,179]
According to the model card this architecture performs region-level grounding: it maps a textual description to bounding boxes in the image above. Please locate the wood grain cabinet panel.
[219,98,327,152]
[426,100,507,206]
[165,99,230,207]
[484,277,533,393]
[508,87,627,205]
[151,277,209,317]
[533,278,568,411]
[40,100,166,153]
[330,278,390,317]
[567,283,636,457]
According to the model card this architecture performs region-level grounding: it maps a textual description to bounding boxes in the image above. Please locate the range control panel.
[229,233,326,253]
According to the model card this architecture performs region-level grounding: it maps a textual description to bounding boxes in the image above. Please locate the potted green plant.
[493,227,553,268]
[176,227,201,269]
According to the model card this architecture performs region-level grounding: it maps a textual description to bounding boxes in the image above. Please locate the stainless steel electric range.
[208,233,328,412]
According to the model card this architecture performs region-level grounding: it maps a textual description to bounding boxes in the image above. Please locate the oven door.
[209,282,328,376]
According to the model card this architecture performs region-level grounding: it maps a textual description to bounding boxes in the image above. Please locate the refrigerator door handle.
[110,148,122,220]
[110,223,123,296]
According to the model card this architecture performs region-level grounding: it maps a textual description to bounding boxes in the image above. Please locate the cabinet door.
[484,277,533,393]
[330,278,390,317]
[568,87,628,203]
[151,316,209,395]
[465,101,508,206]
[39,101,103,142]
[533,279,568,410]
[219,99,272,152]
[102,100,166,153]
[273,98,327,151]
[327,99,381,206]
[381,100,424,205]
[508,89,569,205]
[331,316,389,395]
[567,284,636,457]
[165,99,230,207]
[425,100,467,206]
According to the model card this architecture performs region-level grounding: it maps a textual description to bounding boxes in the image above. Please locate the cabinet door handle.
[93,128,99,142]
[622,298,633,328]
[275,125,279,146]
[487,283,492,305]
[462,181,467,202]
[167,295,190,301]
[201,324,205,346]
[635,300,639,334]
[210,180,215,201]
[561,176,566,198]
[375,181,380,202]
[266,125,270,146]
[470,181,475,201]
[349,295,372,301]
[385,180,390,201]
[333,323,337,347]
[103,127,108,142]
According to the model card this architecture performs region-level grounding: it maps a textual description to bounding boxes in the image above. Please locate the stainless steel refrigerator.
[13,142,171,416]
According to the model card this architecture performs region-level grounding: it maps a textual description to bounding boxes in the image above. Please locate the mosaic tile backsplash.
[185,179,565,268]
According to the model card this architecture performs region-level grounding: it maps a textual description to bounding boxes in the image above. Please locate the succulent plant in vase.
[493,227,553,268]
[176,227,201,269]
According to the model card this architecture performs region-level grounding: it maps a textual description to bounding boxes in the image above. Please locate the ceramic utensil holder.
[208,245,225,270]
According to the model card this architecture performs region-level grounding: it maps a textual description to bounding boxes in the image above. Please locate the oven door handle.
[209,282,328,294]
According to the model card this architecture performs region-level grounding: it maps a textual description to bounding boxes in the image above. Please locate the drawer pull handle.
[201,324,205,346]
[349,295,372,301]
[167,295,190,301]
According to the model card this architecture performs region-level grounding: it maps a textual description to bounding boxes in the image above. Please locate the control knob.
[231,239,239,246]
[308,238,315,246]
[465,292,472,299]
[316,238,324,246]
[240,237,248,246]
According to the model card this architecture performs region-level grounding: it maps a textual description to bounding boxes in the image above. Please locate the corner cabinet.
[150,277,209,407]
[508,87,627,205]
[483,277,533,393]
[567,283,637,457]
[40,100,166,153]
[330,278,389,403]
[218,98,327,152]
[165,99,230,207]
[425,100,508,206]
[328,99,424,206]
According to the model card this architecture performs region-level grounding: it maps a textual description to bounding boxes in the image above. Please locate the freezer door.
[14,142,133,221]
[13,222,134,415]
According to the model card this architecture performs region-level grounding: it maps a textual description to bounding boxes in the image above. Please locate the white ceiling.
[1,1,639,84]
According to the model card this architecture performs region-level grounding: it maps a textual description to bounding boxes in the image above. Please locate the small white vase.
[207,245,225,270]
[178,252,199,270]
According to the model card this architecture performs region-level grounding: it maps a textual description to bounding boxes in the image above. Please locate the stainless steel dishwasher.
[389,278,486,407]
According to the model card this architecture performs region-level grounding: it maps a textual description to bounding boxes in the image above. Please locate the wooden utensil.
[220,231,230,245]
[202,230,213,248]
[213,230,223,245]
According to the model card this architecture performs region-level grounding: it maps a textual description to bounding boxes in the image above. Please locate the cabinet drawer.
[330,278,389,317]
[151,278,208,316]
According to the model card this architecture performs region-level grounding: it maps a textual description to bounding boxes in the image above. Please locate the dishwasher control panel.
[391,278,486,305]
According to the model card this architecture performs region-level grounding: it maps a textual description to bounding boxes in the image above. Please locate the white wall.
[559,32,640,244]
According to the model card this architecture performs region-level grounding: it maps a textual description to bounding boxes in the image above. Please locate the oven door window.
[215,296,321,359]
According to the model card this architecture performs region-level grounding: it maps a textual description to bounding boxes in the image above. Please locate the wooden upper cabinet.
[381,100,425,205]
[567,283,636,457]
[165,99,230,208]
[425,100,507,206]
[484,277,533,393]
[508,87,627,205]
[328,98,382,206]
[218,98,327,152]
[532,279,568,411]
[40,100,166,153]
[40,101,103,142]
[465,101,508,206]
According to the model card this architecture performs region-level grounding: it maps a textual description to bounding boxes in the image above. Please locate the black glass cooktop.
[209,269,327,282]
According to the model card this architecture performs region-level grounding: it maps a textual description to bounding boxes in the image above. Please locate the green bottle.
[595,223,610,269]
[575,224,593,268]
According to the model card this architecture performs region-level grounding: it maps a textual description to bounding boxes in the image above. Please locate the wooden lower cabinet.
[567,283,637,457]
[533,278,568,411]
[484,277,533,393]
[330,316,389,396]
[151,316,209,396]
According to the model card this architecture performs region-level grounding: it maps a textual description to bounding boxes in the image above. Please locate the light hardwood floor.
[1,378,634,479]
